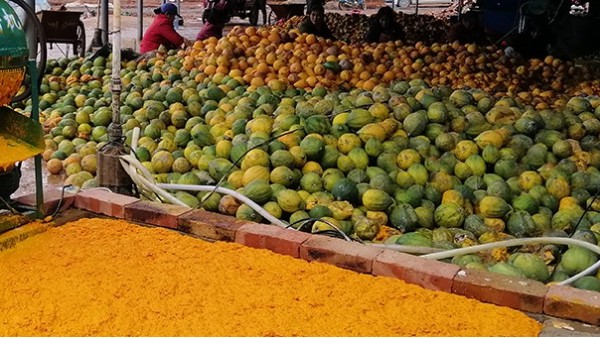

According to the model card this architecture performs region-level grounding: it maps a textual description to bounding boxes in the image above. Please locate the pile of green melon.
[18,48,600,291]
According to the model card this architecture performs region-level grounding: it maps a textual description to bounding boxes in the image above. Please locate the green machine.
[0,0,46,214]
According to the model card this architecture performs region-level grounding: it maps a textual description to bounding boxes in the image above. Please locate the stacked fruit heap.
[284,12,450,45]
[180,26,599,105]
[22,25,600,291]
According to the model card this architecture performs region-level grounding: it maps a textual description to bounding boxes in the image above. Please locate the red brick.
[452,268,547,313]
[75,189,138,218]
[544,285,600,325]
[299,236,384,274]
[235,223,313,258]
[15,189,75,216]
[124,200,191,229]
[235,223,276,248]
[178,209,246,241]
[263,228,312,258]
[74,191,92,210]
[372,250,459,292]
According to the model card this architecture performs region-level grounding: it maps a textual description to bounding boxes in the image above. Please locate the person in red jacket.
[140,3,191,53]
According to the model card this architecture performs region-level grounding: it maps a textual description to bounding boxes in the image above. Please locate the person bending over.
[140,3,192,53]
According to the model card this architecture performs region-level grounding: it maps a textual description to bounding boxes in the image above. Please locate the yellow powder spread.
[0,218,542,336]
[0,134,42,170]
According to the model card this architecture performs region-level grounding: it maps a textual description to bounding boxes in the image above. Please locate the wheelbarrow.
[37,10,86,58]
[267,0,305,24]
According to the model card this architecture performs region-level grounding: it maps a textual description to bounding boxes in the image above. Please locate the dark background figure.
[364,6,404,43]
[306,0,325,14]
[550,0,600,59]
[508,14,552,59]
[140,3,190,53]
[202,0,234,22]
[299,6,334,39]
[197,6,229,40]
[447,11,487,44]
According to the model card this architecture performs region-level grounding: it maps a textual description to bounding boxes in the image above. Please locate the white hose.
[561,259,600,286]
[118,134,287,227]
[121,154,156,183]
[130,127,141,154]
[119,157,188,206]
[369,243,443,255]
[421,237,600,259]
[119,127,187,206]
[419,237,600,286]
[157,183,288,228]
[126,128,155,183]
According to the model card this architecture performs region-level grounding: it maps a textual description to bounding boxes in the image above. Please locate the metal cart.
[267,0,305,24]
[37,10,85,57]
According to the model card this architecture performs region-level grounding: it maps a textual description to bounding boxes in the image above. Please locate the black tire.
[261,4,267,25]
[268,10,276,25]
[249,5,259,25]
[75,20,86,58]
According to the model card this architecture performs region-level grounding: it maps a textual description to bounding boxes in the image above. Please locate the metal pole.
[29,59,44,217]
[137,0,143,50]
[97,0,133,195]
[26,0,36,59]
[101,0,109,44]
[109,0,122,145]
[111,0,121,134]
[175,0,181,26]
[23,0,44,215]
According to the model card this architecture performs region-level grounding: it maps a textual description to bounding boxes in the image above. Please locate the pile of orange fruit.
[180,25,600,106]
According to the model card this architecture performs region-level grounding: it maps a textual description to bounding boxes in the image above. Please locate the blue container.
[479,0,522,35]
[482,9,520,35]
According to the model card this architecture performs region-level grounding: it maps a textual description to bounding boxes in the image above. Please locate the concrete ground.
[533,313,600,337]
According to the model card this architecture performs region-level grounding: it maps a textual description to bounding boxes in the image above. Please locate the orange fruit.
[359,70,371,81]
[204,65,216,75]
[250,77,265,87]
[363,79,376,91]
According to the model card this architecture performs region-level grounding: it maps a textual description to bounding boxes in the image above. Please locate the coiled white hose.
[121,127,287,225]
[157,183,288,228]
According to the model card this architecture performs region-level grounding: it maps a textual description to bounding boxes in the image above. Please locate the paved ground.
[534,313,600,337]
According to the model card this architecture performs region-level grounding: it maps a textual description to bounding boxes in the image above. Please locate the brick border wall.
[16,189,600,325]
